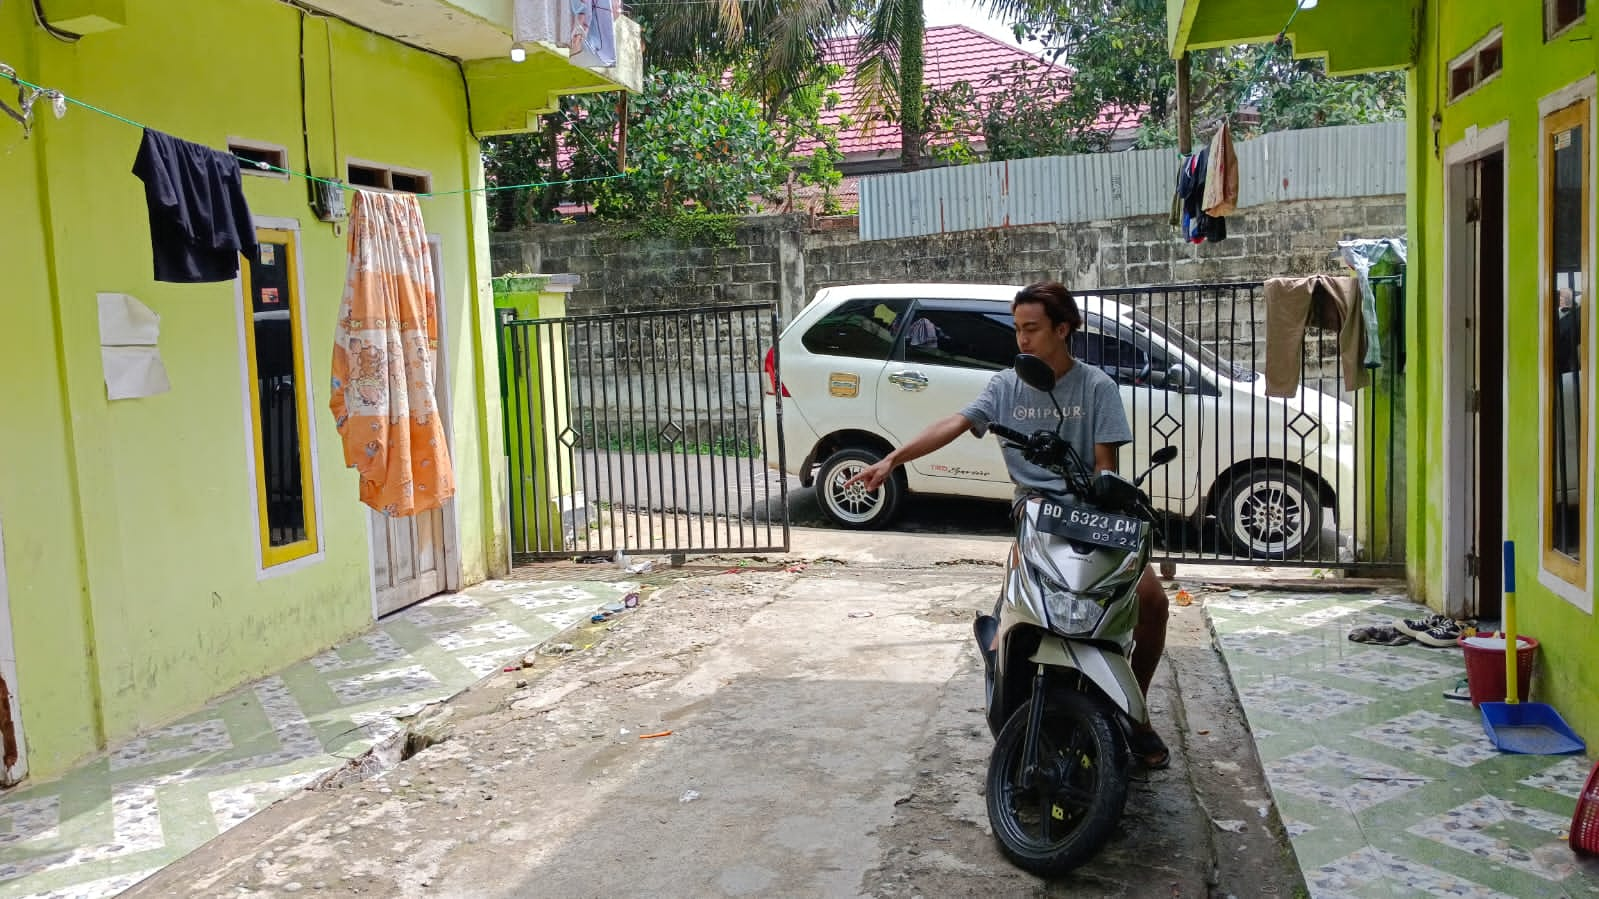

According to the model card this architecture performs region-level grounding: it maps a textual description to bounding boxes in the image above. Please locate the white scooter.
[973,353,1178,876]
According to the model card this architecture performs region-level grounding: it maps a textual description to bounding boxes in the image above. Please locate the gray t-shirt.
[960,362,1133,499]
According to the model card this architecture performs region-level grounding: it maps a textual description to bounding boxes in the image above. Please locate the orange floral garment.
[329,190,455,517]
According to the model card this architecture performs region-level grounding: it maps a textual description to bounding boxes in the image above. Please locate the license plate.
[1035,501,1144,551]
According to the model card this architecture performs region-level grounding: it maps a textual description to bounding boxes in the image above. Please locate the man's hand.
[843,457,895,492]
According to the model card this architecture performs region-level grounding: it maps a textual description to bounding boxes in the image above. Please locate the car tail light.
[764,347,790,397]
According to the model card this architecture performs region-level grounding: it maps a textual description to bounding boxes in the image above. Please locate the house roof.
[799,24,1136,160]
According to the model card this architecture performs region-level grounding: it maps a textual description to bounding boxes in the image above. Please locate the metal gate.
[498,303,789,564]
[1089,277,1405,572]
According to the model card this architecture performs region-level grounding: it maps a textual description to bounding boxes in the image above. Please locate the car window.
[801,298,911,360]
[903,309,1017,371]
[1073,329,1166,387]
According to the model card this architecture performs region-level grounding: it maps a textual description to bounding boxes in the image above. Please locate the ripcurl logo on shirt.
[1012,405,1085,421]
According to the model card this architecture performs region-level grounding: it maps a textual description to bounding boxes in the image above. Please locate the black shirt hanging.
[132,128,258,283]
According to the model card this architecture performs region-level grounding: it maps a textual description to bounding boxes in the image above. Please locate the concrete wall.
[491,196,1408,508]
[0,0,521,777]
[494,196,1407,324]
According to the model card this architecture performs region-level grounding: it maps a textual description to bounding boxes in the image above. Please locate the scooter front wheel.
[986,692,1128,876]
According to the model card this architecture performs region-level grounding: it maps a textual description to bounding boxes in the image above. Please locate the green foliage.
[482,71,788,226]
[593,70,787,218]
[614,208,742,247]
[925,0,1403,163]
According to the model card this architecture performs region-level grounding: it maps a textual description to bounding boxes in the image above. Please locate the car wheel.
[815,447,904,529]
[1216,468,1322,560]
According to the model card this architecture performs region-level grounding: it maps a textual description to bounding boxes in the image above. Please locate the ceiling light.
[510,42,527,63]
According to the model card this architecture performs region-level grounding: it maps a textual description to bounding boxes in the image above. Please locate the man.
[845,281,1171,768]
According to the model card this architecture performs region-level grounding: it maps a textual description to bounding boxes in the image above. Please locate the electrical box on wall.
[310,179,346,223]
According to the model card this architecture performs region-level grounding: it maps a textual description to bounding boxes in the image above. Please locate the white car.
[761,283,1358,560]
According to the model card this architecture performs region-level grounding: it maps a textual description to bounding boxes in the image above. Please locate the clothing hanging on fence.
[1263,274,1369,397]
[131,128,257,283]
[1338,238,1407,370]
[330,189,456,517]
[1175,148,1227,244]
[1202,121,1239,217]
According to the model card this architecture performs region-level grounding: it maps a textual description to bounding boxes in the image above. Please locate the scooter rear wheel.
[986,692,1128,876]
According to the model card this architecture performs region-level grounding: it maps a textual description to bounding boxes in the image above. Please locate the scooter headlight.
[1041,581,1107,635]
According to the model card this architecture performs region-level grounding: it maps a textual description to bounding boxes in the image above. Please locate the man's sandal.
[1129,728,1171,770]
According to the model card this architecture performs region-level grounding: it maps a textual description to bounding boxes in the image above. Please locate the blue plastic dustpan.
[1481,543,1586,755]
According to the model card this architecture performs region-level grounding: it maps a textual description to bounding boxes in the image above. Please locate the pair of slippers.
[1348,625,1415,646]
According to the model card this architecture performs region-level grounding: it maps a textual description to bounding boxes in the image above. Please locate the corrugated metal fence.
[858,121,1406,241]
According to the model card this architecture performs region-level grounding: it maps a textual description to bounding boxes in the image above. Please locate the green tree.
[593,70,788,218]
[974,0,1403,157]
[853,0,928,170]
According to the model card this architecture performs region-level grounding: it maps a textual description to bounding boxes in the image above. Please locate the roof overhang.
[41,0,642,136]
[1167,0,1418,76]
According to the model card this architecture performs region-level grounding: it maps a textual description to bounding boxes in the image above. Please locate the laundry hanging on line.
[330,189,456,518]
[1174,148,1227,244]
[1202,121,1239,217]
[131,128,258,283]
[1263,275,1370,397]
[1338,238,1407,370]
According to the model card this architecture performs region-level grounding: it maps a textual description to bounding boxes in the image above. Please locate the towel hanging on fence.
[1263,275,1369,398]
[1202,121,1239,217]
[330,189,456,517]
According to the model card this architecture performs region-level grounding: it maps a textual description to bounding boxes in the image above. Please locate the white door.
[874,303,1014,486]
[0,517,26,788]
[372,238,457,617]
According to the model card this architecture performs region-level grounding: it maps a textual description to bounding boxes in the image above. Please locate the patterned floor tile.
[1409,796,1577,881]
[1324,651,1463,692]
[1305,846,1514,899]
[0,797,58,847]
[1238,676,1377,722]
[108,720,233,772]
[0,576,628,899]
[1271,746,1432,812]
[329,664,443,706]
[1520,757,1596,798]
[1209,593,1599,899]
[1355,711,1505,768]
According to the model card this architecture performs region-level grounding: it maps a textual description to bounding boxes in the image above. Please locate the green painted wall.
[0,0,105,767]
[2,0,519,776]
[1409,1,1599,740]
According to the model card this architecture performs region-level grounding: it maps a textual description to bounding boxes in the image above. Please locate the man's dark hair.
[1013,281,1082,334]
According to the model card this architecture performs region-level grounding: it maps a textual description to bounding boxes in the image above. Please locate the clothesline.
[0,67,627,198]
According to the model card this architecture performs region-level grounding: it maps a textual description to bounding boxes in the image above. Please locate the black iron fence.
[498,303,789,563]
[1086,276,1404,571]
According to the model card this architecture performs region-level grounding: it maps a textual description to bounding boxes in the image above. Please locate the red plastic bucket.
[1458,632,1537,707]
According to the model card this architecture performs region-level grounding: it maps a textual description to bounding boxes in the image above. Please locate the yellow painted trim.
[240,228,319,568]
[1543,99,1590,587]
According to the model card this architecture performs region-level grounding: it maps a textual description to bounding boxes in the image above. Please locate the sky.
[920,0,1039,51]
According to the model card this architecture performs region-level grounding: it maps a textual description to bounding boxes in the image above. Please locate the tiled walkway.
[1208,591,1599,898]
[0,578,638,899]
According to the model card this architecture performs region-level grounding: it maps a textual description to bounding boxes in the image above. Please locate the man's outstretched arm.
[843,413,974,491]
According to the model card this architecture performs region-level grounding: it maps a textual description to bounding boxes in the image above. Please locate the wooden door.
[372,238,456,618]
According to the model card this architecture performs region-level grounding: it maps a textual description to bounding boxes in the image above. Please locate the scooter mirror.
[1151,445,1179,466]
[1013,354,1056,393]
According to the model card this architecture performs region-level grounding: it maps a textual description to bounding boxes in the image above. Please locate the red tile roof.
[799,24,1137,160]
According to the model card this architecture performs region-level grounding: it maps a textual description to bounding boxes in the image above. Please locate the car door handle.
[888,371,929,391]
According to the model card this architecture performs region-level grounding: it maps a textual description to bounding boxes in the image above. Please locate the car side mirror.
[1164,363,1195,392]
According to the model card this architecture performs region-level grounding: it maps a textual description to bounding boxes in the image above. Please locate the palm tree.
[635,0,844,121]
[853,0,927,170]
